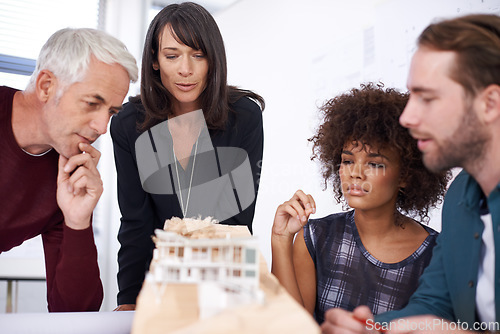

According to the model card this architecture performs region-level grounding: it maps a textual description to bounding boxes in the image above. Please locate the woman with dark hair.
[111,2,265,310]
[270,83,451,323]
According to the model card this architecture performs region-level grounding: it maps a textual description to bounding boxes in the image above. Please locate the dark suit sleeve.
[217,97,264,234]
[110,109,156,306]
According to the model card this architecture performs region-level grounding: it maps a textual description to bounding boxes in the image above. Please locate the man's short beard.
[423,103,489,173]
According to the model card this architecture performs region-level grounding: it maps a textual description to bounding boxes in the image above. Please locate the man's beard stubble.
[423,105,489,173]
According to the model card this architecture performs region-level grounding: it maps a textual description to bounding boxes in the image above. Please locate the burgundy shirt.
[0,86,103,312]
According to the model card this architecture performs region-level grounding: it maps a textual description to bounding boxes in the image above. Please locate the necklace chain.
[172,132,200,217]
[21,147,52,157]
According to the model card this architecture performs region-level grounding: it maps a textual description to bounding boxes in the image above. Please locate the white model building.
[151,229,259,287]
[146,217,264,318]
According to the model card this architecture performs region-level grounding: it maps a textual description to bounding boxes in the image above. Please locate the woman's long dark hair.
[136,2,264,131]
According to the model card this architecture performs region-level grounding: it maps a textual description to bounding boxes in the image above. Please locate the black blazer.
[110,96,264,305]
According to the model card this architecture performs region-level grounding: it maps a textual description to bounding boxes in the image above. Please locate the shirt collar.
[459,170,500,215]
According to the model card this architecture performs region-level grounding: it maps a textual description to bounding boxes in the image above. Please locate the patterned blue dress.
[303,210,437,324]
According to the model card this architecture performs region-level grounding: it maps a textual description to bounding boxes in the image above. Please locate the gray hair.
[26,28,138,92]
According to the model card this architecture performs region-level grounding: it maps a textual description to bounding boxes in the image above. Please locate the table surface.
[0,311,135,334]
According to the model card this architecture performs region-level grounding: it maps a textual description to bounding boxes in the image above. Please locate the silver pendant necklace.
[172,133,200,217]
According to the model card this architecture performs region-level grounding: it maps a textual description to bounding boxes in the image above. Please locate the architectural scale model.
[146,217,264,317]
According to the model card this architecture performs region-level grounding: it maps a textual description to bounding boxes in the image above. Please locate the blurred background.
[0,0,498,313]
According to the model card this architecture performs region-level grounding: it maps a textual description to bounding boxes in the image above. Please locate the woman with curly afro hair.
[271,83,451,324]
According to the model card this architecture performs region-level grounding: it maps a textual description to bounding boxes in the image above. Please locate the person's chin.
[422,154,446,173]
[345,197,368,209]
[57,146,80,159]
[175,90,201,102]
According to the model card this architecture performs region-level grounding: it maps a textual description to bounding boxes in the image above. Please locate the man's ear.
[479,84,500,124]
[35,70,57,103]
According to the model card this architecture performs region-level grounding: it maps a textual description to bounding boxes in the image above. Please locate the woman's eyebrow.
[367,152,390,160]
